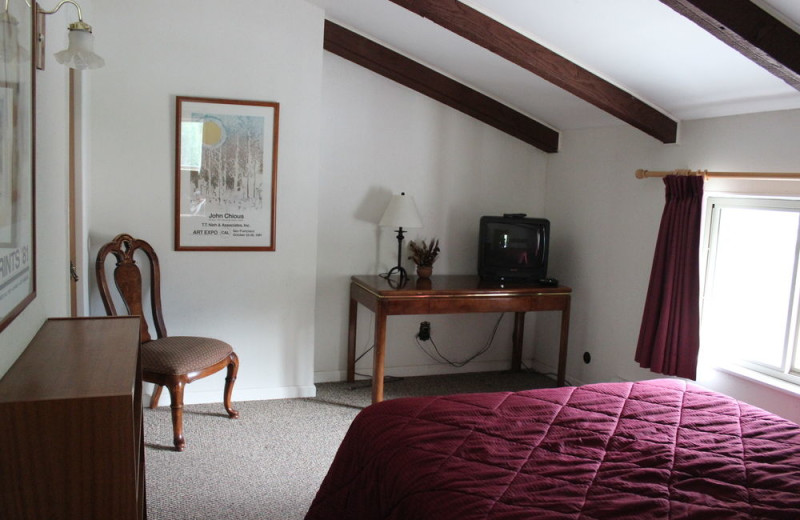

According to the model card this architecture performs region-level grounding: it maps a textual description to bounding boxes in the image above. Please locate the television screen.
[478,215,549,281]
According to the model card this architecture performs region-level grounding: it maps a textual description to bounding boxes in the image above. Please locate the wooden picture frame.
[0,2,36,333]
[174,96,279,251]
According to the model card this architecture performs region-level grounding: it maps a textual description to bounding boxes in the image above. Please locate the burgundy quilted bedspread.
[305,379,800,519]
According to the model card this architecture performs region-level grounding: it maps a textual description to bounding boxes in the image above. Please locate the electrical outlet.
[418,321,431,341]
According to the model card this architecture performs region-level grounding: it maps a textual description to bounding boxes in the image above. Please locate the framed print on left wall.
[174,96,279,251]
[0,1,36,333]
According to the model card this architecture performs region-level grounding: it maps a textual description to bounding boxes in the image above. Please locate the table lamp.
[379,192,422,281]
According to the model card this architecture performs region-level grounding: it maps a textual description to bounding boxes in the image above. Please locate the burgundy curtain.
[635,175,704,379]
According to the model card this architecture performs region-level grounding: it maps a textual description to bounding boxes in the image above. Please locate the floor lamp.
[379,192,422,281]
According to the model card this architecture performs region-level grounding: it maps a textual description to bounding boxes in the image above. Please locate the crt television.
[478,214,549,281]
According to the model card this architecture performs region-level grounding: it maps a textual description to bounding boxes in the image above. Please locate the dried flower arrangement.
[408,238,440,267]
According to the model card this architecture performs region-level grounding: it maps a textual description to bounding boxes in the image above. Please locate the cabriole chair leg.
[224,352,240,419]
[168,382,186,451]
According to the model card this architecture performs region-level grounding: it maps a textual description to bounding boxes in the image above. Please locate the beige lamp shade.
[379,192,422,229]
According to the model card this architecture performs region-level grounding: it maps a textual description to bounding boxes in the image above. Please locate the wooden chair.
[95,233,239,451]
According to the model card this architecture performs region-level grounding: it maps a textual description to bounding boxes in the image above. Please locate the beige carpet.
[144,370,555,520]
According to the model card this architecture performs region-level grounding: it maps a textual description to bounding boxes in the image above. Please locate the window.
[701,197,800,386]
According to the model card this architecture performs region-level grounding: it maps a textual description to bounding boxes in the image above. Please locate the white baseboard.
[145,384,317,406]
[314,370,347,383]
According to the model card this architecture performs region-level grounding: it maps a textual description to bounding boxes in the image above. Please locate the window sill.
[716,364,800,398]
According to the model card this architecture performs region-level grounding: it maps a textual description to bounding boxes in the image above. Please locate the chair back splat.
[95,233,167,343]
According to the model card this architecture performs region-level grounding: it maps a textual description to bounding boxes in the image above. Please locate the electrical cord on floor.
[414,313,505,367]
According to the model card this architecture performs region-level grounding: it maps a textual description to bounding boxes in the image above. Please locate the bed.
[305,379,800,519]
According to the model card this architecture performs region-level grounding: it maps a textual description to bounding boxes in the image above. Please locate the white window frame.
[701,195,800,388]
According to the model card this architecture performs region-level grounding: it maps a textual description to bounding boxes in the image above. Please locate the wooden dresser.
[0,317,146,520]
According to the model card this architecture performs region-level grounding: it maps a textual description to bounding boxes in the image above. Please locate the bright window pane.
[703,207,798,369]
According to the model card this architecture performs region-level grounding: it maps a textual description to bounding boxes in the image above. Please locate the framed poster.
[174,96,279,251]
[0,1,36,334]
[0,84,16,247]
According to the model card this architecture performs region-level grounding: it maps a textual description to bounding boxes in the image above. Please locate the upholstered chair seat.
[142,337,233,375]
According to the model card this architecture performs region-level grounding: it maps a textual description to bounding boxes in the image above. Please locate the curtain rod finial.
[635,169,649,179]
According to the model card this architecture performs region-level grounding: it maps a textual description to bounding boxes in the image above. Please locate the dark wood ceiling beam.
[388,0,678,144]
[660,0,800,90]
[324,20,560,153]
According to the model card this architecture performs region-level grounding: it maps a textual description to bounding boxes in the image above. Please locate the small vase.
[416,265,433,279]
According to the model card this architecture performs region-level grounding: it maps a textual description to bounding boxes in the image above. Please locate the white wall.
[313,54,550,382]
[86,0,324,403]
[545,110,800,423]
[0,7,73,375]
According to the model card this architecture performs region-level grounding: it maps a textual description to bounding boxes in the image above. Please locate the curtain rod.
[635,169,800,181]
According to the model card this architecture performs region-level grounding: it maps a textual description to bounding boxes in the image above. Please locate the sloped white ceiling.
[309,0,800,133]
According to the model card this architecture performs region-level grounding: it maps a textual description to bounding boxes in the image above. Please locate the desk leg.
[372,308,387,404]
[557,302,571,386]
[512,312,524,371]
[347,296,357,383]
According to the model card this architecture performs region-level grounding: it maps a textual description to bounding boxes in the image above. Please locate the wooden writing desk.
[347,275,572,403]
